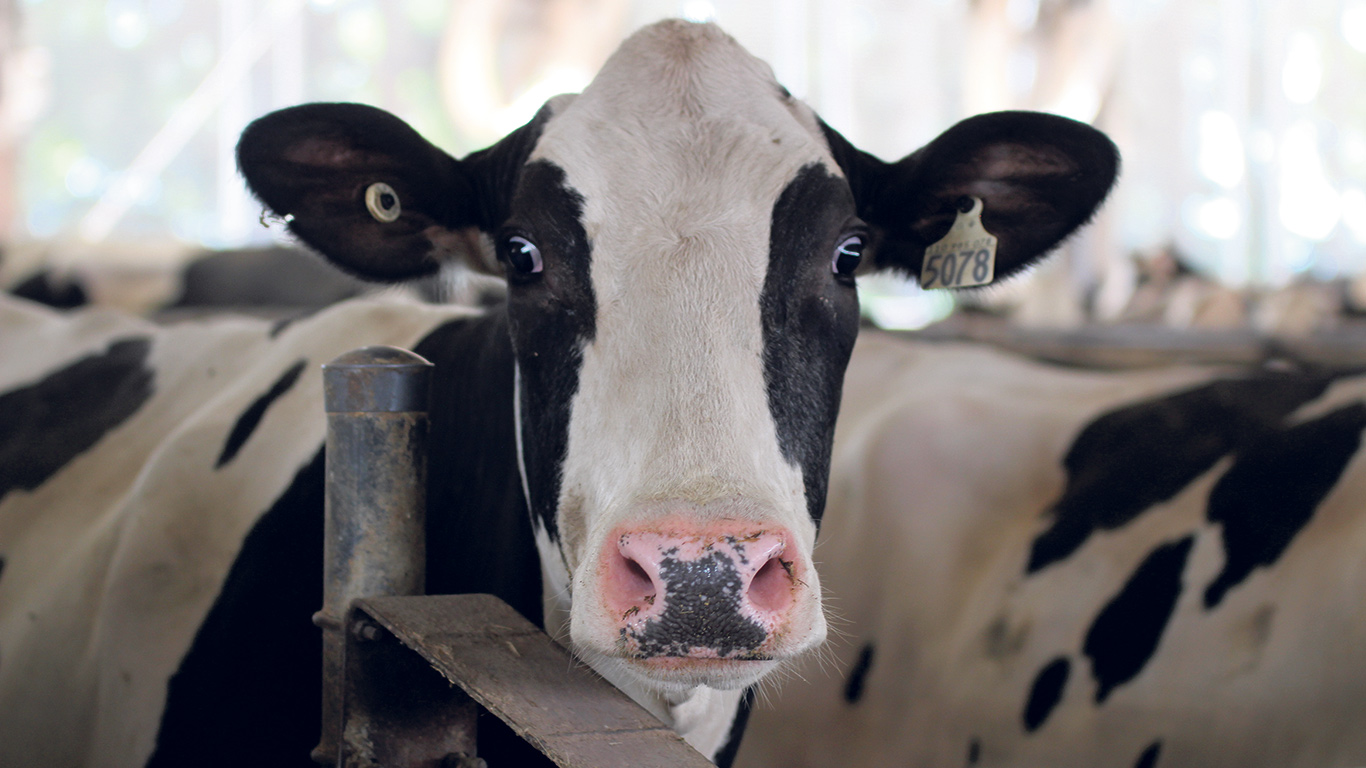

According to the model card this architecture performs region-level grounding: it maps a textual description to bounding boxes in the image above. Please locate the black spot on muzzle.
[624,550,769,658]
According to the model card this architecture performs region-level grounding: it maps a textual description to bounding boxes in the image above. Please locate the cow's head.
[238,20,1115,704]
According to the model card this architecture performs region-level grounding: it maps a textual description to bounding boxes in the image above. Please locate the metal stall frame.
[315,345,711,768]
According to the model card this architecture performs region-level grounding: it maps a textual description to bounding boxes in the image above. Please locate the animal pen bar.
[318,345,433,764]
[317,345,711,767]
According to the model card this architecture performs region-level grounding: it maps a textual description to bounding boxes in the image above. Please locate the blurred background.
[1,0,1364,341]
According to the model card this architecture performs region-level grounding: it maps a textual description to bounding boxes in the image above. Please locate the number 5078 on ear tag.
[919,196,997,290]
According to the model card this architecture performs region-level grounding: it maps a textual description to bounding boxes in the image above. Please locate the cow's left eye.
[832,235,863,276]
[503,235,544,275]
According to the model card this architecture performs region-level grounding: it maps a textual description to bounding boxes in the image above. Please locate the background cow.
[4,245,368,316]
[0,293,467,766]
[738,331,1366,768]
[0,20,1116,766]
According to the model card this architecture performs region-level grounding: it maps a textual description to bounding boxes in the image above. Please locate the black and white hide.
[0,19,1117,767]
[740,332,1366,768]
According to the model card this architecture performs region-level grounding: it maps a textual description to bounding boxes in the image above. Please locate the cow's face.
[500,25,863,694]
[237,20,1117,697]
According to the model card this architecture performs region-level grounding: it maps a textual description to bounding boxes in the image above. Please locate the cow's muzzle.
[601,526,807,660]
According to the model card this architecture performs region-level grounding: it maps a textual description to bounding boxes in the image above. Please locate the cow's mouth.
[615,616,776,660]
[623,655,780,690]
[627,650,777,661]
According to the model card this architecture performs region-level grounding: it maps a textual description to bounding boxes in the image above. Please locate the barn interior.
[2,0,1362,366]
[2,3,1365,767]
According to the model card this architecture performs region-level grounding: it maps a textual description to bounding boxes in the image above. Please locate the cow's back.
[0,295,471,767]
[740,331,1366,768]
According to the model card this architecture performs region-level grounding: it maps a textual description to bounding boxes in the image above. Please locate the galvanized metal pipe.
[313,345,433,766]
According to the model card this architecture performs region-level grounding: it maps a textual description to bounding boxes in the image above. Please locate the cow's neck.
[414,309,544,623]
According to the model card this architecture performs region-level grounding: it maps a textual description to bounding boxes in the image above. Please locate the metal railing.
[315,345,711,768]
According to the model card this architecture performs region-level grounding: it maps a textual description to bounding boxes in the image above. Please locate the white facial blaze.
[525,21,835,680]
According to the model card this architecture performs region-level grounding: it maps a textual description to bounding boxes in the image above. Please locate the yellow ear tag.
[365,182,402,223]
[919,196,997,290]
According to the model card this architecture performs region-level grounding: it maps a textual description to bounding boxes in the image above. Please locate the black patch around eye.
[1022,656,1070,732]
[1027,374,1332,574]
[1134,740,1163,768]
[1203,402,1366,609]
[1083,535,1194,703]
[843,642,876,704]
[761,163,861,528]
[0,337,154,502]
[216,360,308,469]
[502,160,595,544]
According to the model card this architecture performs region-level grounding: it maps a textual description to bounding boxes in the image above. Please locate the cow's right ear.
[237,102,548,282]
[822,111,1119,285]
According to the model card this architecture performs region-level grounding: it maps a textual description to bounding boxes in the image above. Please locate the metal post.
[313,345,433,766]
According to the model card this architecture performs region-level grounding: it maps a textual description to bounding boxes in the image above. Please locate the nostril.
[622,555,654,598]
[605,545,659,617]
[748,553,795,615]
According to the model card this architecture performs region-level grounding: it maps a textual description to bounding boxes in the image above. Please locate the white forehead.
[521,21,840,545]
[529,20,837,263]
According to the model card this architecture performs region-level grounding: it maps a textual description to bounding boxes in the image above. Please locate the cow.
[737,331,1366,768]
[0,19,1117,766]
[5,245,371,315]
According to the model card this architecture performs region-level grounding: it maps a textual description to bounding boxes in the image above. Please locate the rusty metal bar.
[314,345,434,766]
[342,608,480,767]
[347,594,715,768]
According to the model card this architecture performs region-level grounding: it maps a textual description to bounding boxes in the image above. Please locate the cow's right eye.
[832,235,863,277]
[502,236,544,275]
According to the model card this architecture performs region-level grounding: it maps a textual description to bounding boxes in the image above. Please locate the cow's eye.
[503,235,544,275]
[832,235,863,276]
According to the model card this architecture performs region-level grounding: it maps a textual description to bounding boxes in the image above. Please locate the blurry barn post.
[315,346,434,765]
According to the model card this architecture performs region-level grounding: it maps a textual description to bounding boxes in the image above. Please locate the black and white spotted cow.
[738,332,1366,768]
[0,20,1117,767]
[8,245,370,314]
[0,293,470,766]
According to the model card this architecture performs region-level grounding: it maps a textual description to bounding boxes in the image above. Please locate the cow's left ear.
[237,102,550,282]
[822,111,1119,283]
